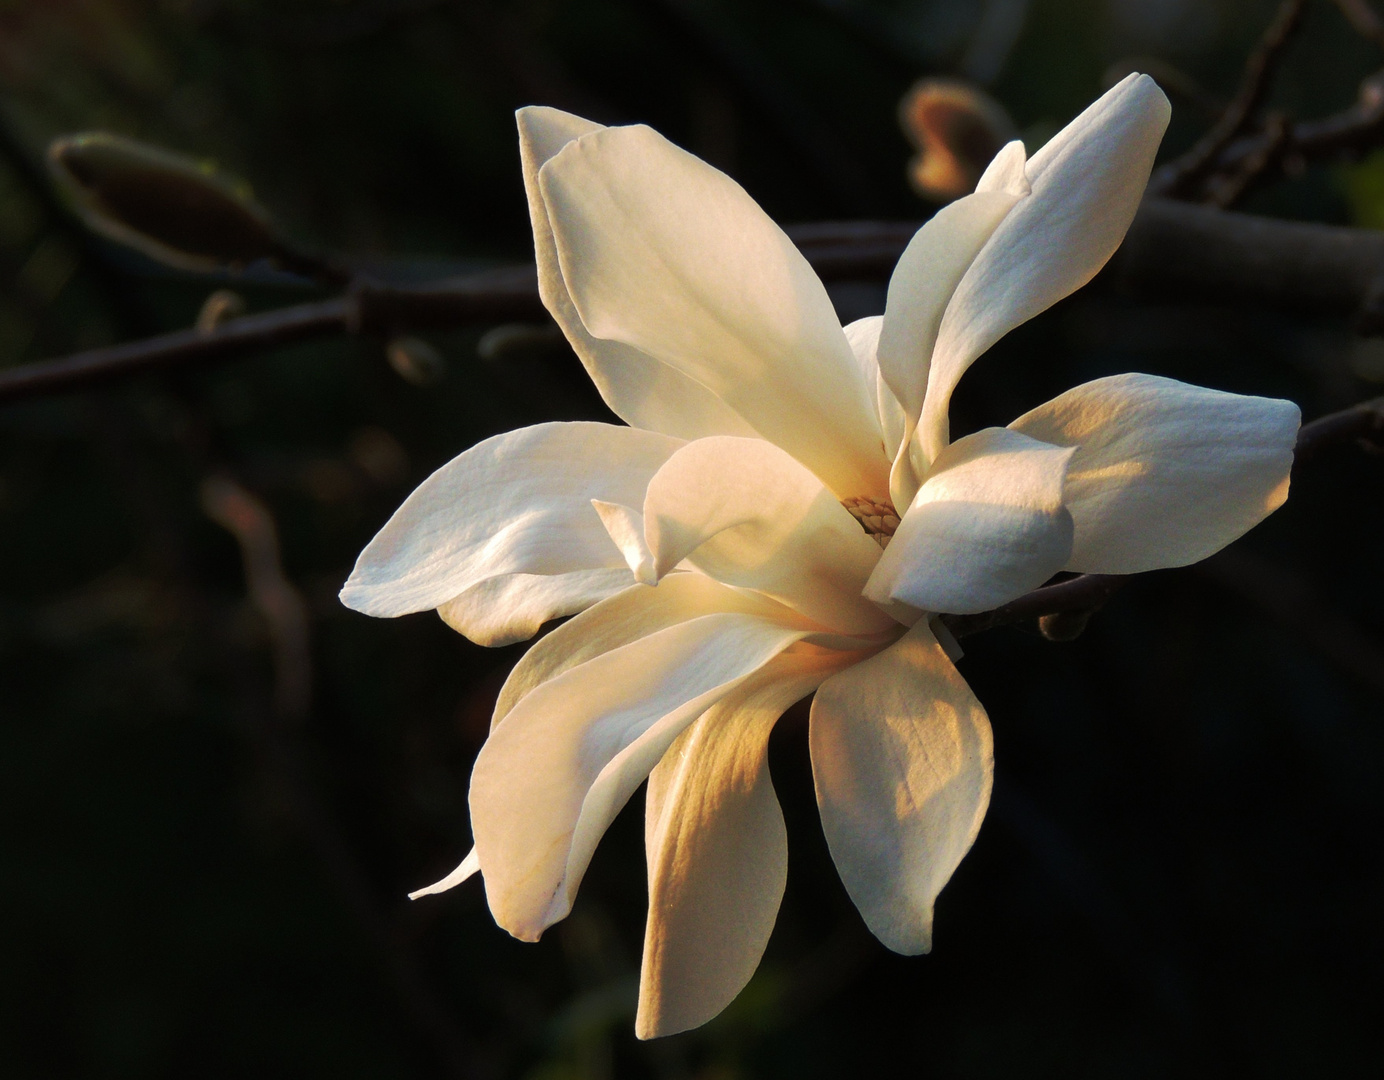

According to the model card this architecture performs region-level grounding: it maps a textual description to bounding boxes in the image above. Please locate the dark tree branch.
[10,200,1384,405]
[1334,0,1384,50]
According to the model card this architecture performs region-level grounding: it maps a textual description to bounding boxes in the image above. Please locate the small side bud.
[48,131,280,273]
[196,289,246,335]
[1038,609,1093,642]
[899,79,1016,202]
[477,322,565,364]
[386,336,446,386]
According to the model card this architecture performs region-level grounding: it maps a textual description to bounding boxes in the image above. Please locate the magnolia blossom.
[341,74,1300,1038]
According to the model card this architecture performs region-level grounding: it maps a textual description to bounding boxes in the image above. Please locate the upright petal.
[643,437,897,635]
[844,316,908,467]
[918,74,1171,461]
[519,107,757,442]
[470,610,820,941]
[339,422,681,640]
[1008,373,1300,573]
[637,643,865,1039]
[865,427,1074,615]
[810,620,993,955]
[539,123,889,500]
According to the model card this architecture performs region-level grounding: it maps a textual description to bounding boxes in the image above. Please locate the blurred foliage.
[1,1,1384,1078]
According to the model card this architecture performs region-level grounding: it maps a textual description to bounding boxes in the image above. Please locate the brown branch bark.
[7,200,1384,404]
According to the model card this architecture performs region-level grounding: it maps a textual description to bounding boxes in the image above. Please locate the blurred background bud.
[385,335,446,386]
[898,77,1016,202]
[476,321,565,364]
[47,132,282,274]
[195,289,246,335]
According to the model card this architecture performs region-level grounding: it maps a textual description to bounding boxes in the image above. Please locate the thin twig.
[1333,0,1384,49]
[1154,0,1307,199]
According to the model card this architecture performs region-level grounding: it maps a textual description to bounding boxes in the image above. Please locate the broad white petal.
[643,437,897,635]
[1008,373,1300,573]
[636,643,865,1039]
[437,567,634,647]
[339,422,681,634]
[919,74,1171,461]
[810,620,993,955]
[470,611,817,941]
[539,123,889,500]
[865,427,1075,615]
[491,573,812,730]
[408,847,480,900]
[519,107,756,441]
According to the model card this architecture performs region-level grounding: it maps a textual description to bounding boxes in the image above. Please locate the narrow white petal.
[865,427,1075,615]
[339,422,680,636]
[974,139,1031,196]
[592,500,656,584]
[1008,373,1300,573]
[810,620,993,955]
[470,611,818,941]
[876,189,1023,423]
[491,574,811,731]
[408,847,480,900]
[919,74,1171,461]
[643,437,897,635]
[539,123,889,499]
[636,643,865,1039]
[436,567,634,647]
[844,315,907,465]
[519,106,756,442]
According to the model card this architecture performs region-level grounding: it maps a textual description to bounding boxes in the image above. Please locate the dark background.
[2,1,1383,1076]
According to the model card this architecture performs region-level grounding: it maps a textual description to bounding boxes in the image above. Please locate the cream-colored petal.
[339,422,681,636]
[519,107,757,442]
[408,846,480,900]
[643,436,897,635]
[918,74,1171,461]
[974,138,1031,196]
[491,573,812,730]
[436,567,634,647]
[539,123,889,499]
[810,620,993,955]
[1008,373,1300,573]
[636,643,865,1039]
[591,500,656,584]
[865,427,1075,615]
[843,316,907,465]
[469,611,817,941]
[876,189,1023,424]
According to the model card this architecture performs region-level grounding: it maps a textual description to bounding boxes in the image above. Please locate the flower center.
[841,496,900,549]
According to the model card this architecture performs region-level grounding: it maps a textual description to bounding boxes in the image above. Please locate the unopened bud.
[48,131,280,273]
[899,79,1016,202]
[386,336,446,386]
[196,289,246,335]
[1038,609,1093,642]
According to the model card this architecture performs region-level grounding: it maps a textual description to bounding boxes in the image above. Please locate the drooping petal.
[408,846,480,900]
[917,74,1171,461]
[436,567,635,647]
[470,610,821,941]
[519,107,757,442]
[636,642,866,1039]
[339,422,681,640]
[1008,373,1300,573]
[865,427,1075,615]
[810,620,993,955]
[539,123,889,499]
[491,573,813,730]
[643,436,897,635]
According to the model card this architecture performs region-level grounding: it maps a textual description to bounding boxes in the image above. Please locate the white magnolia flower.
[341,74,1300,1038]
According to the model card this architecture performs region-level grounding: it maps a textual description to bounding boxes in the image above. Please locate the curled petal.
[1008,373,1300,573]
[339,422,681,641]
[919,73,1171,461]
[643,436,897,635]
[810,620,993,955]
[471,610,821,940]
[519,106,757,441]
[408,847,480,900]
[437,567,635,647]
[637,643,865,1039]
[865,427,1075,615]
[539,122,889,499]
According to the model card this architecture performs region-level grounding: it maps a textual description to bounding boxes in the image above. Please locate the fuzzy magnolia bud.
[899,78,1017,202]
[48,132,281,273]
